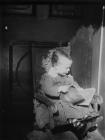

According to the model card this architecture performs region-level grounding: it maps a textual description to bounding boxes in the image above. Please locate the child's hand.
[58,85,70,92]
[93,95,103,104]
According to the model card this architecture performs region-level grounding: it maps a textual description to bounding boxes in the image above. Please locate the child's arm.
[58,85,70,93]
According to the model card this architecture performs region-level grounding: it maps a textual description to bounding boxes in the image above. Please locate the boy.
[35,47,102,134]
[40,48,96,106]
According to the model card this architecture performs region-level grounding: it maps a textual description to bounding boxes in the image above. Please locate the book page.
[77,88,96,106]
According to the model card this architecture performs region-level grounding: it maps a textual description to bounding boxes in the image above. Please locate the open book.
[59,85,95,106]
[77,88,96,106]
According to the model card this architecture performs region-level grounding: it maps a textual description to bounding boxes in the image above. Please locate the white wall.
[92,27,105,134]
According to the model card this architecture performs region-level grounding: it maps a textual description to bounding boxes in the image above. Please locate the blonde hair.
[42,43,71,72]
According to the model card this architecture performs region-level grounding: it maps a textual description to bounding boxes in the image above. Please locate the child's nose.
[67,68,70,72]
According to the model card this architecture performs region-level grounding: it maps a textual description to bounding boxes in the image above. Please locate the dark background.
[0,2,105,140]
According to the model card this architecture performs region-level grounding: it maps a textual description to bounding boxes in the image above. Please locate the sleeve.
[35,104,50,129]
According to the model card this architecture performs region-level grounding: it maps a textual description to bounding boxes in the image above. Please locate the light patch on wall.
[91,27,105,130]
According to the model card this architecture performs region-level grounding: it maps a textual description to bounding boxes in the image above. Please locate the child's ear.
[51,51,58,67]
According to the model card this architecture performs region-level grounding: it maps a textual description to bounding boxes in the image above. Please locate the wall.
[0,7,3,106]
[0,6,3,140]
[3,15,81,42]
[92,28,105,136]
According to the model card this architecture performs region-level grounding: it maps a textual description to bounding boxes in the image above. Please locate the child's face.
[54,54,72,75]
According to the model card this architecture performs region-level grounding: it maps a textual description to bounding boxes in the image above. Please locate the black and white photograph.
[0,0,105,140]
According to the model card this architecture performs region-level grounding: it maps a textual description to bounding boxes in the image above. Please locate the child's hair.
[42,43,71,72]
[51,49,72,67]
